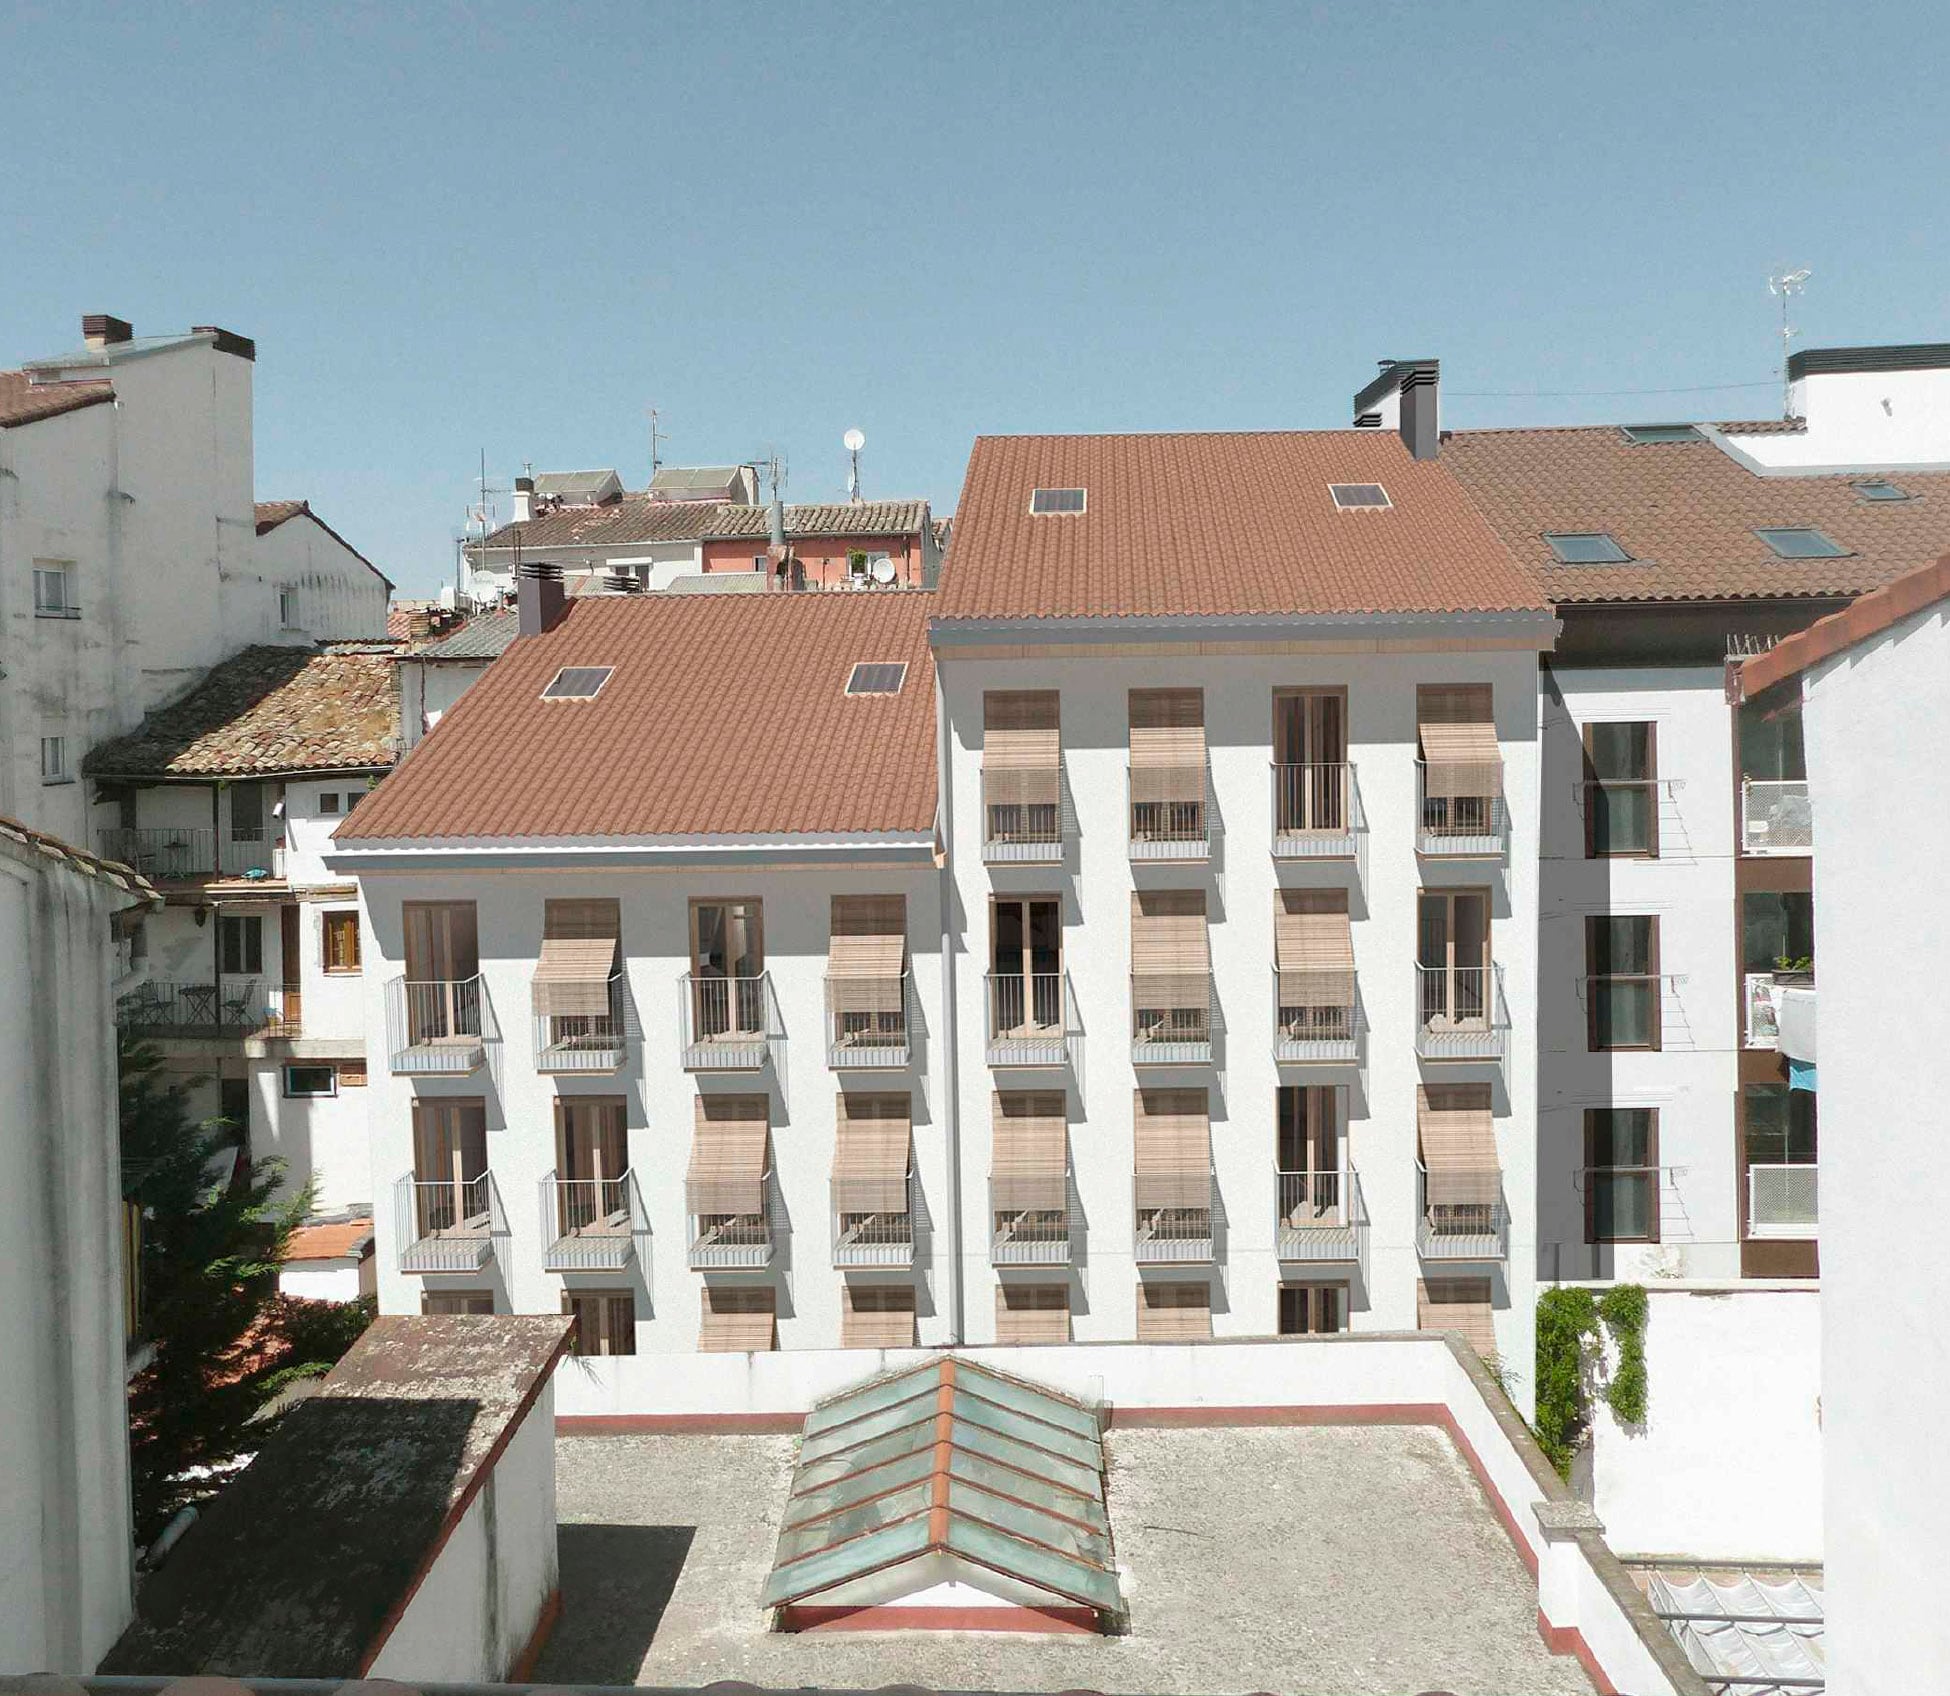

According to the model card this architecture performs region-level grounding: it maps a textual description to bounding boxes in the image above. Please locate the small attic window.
[1029,488,1087,515]
[846,661,907,695]
[1330,483,1391,510]
[1756,527,1848,559]
[1854,479,1911,502]
[1544,532,1632,564]
[541,666,613,700]
[1620,424,1703,445]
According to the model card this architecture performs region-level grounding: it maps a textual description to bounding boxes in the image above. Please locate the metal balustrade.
[826,972,912,1069]
[1272,966,1361,1063]
[1415,1160,1509,1260]
[1127,764,1213,861]
[1276,1167,1364,1263]
[1130,971,1214,1065]
[1415,761,1508,858]
[985,971,1078,1068]
[1741,779,1813,855]
[1133,1172,1216,1264]
[982,766,1065,863]
[531,973,629,1072]
[687,1170,775,1269]
[831,1170,918,1268]
[96,826,282,880]
[115,978,297,1038]
[989,1170,1076,1267]
[395,1171,501,1272]
[678,972,778,1071]
[386,975,494,1073]
[1271,761,1365,859]
[1415,963,1509,1061]
[539,1170,644,1271]
[1748,1164,1818,1238]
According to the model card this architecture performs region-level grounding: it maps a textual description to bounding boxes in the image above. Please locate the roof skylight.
[1543,532,1632,564]
[845,661,907,695]
[1620,424,1703,445]
[1029,488,1087,515]
[1854,480,1911,502]
[540,666,613,700]
[1756,527,1848,559]
[1330,483,1392,510]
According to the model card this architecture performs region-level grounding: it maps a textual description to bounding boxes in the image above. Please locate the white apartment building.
[1735,557,1950,1695]
[86,643,398,1213]
[0,313,389,845]
[0,815,156,1674]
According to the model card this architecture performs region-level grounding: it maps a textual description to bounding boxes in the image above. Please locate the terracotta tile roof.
[481,495,929,552]
[936,431,1549,621]
[1739,552,1950,697]
[283,1216,375,1263]
[415,608,519,659]
[0,368,114,428]
[253,498,309,534]
[85,646,400,779]
[385,605,418,642]
[1718,417,1808,436]
[0,814,159,904]
[1444,425,1950,604]
[335,593,938,842]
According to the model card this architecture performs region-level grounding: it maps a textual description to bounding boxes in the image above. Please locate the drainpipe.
[935,676,964,1345]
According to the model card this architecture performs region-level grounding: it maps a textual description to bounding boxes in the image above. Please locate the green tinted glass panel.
[797,1387,935,1464]
[761,1513,932,1608]
[947,1447,1106,1531]
[948,1417,1101,1498]
[794,1416,935,1493]
[952,1390,1100,1468]
[955,1362,1101,1441]
[951,1478,1111,1568]
[945,1512,1122,1612]
[784,1447,935,1529]
[773,1483,930,1568]
[800,1361,938,1438]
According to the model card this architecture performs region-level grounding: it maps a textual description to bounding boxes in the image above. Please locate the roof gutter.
[928,608,1560,650]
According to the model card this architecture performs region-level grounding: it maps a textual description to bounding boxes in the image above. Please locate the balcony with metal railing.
[1747,1164,1818,1239]
[394,1171,501,1273]
[539,1170,645,1272]
[826,972,912,1070]
[1741,779,1813,856]
[1272,967,1362,1064]
[1130,971,1214,1066]
[1416,963,1509,1062]
[982,767,1066,864]
[831,1169,918,1268]
[1415,762,1508,859]
[678,972,779,1071]
[531,973,630,1073]
[1127,765,1213,862]
[687,1171,775,1269]
[115,978,299,1040]
[1416,1160,1509,1260]
[1276,1167,1364,1263]
[386,975,494,1074]
[986,971,1078,1069]
[1271,762,1365,860]
[96,826,282,882]
[1134,1174,1216,1264]
[989,1170,1076,1267]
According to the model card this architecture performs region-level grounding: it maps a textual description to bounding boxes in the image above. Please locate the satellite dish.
[843,428,866,452]
[871,556,897,584]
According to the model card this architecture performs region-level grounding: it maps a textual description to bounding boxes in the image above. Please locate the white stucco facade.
[1714,357,1950,474]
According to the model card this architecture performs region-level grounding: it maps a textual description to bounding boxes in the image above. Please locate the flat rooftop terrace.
[539,1424,1596,1696]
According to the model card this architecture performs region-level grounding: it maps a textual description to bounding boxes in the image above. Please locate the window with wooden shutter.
[1272,689,1349,834]
[323,910,361,973]
[1131,890,1210,1047]
[1417,684,1501,798]
[1418,1276,1496,1358]
[534,898,621,1019]
[563,1289,637,1355]
[1134,1088,1212,1231]
[1135,1280,1212,1340]
[995,1282,1071,1344]
[1417,1085,1501,1238]
[422,1289,495,1316]
[687,1096,770,1222]
[827,895,908,1045]
[992,1092,1069,1260]
[841,1283,916,1349]
[337,1057,368,1088]
[1275,888,1355,1039]
[833,1093,913,1260]
[1128,689,1206,842]
[984,691,1061,844]
[699,1284,776,1351]
[1278,1284,1346,1335]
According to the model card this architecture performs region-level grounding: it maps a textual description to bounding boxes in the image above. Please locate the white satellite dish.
[843,428,866,452]
[871,556,897,584]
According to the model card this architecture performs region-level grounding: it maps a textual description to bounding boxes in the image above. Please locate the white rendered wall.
[1584,1284,1821,1561]
[366,1379,559,1682]
[277,1258,372,1302]
[0,842,139,1672]
[354,861,946,1351]
[1535,667,1743,1283]
[1802,599,1950,1695]
[936,642,1544,1388]
[248,514,389,644]
[1722,366,1950,472]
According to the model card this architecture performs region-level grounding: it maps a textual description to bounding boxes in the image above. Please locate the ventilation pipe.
[512,476,535,524]
[517,560,567,636]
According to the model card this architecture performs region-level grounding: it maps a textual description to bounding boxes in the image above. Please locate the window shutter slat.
[686,1096,769,1216]
[1418,683,1503,798]
[1134,1088,1211,1210]
[1418,1084,1501,1210]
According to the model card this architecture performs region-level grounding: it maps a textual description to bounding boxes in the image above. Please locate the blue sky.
[5,2,1946,594]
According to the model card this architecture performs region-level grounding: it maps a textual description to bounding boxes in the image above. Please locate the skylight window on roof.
[1620,424,1703,444]
[846,662,907,695]
[1543,532,1632,564]
[1855,480,1911,502]
[1756,527,1848,559]
[1330,483,1392,510]
[1029,488,1087,515]
[541,666,613,700]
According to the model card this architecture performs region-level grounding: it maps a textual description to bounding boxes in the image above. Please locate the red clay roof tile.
[0,369,114,428]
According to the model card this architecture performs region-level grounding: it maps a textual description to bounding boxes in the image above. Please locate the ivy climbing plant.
[1533,1283,1650,1478]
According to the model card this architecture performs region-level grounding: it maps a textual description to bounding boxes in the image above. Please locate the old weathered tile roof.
[938,431,1550,622]
[479,495,929,553]
[1739,552,1950,697]
[252,499,308,534]
[0,814,159,905]
[413,607,520,660]
[282,1216,375,1263]
[336,593,937,842]
[85,646,400,779]
[0,368,114,428]
[1444,425,1950,604]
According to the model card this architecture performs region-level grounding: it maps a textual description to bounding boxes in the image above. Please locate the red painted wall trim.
[1539,1607,1618,1695]
[1109,1401,1446,1429]
[557,1410,804,1435]
[784,1602,1098,1634]
[508,1586,563,1681]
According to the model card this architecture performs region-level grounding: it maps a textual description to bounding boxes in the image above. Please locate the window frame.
[844,661,907,696]
[33,563,77,617]
[562,1288,638,1356]
[541,665,615,701]
[1585,914,1662,1052]
[1278,1282,1347,1334]
[1328,483,1391,511]
[1619,423,1702,445]
[39,734,71,784]
[1583,1108,1661,1243]
[1543,531,1632,564]
[282,1063,338,1099]
[1755,526,1848,560]
[278,586,300,628]
[323,910,362,974]
[422,1289,495,1316]
[317,791,342,816]
[220,912,265,976]
[1028,487,1087,516]
[1582,721,1660,859]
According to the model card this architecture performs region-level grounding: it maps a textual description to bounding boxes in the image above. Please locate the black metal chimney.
[1398,362,1440,460]
[517,560,566,636]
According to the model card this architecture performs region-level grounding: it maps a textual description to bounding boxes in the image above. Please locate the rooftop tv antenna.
[1767,268,1812,420]
[844,428,866,503]
[649,406,667,477]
